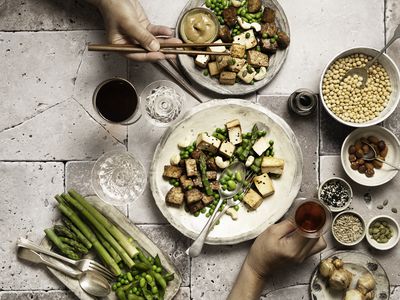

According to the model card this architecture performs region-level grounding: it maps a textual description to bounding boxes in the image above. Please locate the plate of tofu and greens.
[149,99,303,244]
[176,0,290,95]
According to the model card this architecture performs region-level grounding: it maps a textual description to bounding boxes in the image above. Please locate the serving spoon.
[17,247,111,297]
[186,161,246,257]
[362,141,400,171]
[343,23,400,88]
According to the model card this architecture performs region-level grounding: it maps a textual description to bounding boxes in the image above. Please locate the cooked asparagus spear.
[63,217,92,249]
[93,227,122,264]
[59,236,89,254]
[199,154,213,196]
[44,228,80,260]
[53,224,77,240]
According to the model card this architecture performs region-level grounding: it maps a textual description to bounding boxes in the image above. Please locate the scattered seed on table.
[392,208,398,214]
[377,205,384,210]
[383,199,389,206]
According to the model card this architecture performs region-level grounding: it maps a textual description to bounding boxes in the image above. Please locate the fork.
[17,237,115,281]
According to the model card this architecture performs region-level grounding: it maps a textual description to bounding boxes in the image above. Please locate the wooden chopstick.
[89,42,232,49]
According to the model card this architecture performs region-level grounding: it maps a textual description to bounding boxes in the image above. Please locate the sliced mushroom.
[237,16,251,30]
[215,156,230,169]
[254,67,267,81]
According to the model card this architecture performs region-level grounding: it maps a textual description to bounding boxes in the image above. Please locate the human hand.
[97,0,180,61]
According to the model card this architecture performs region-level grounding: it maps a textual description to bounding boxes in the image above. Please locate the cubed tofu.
[188,201,205,214]
[261,157,285,175]
[237,64,256,84]
[207,39,226,53]
[219,141,236,157]
[196,132,221,153]
[254,173,275,197]
[195,54,210,68]
[193,177,203,188]
[180,175,194,189]
[226,119,241,129]
[230,44,246,58]
[202,194,214,206]
[206,171,218,180]
[233,30,257,49]
[225,119,243,145]
[216,55,231,70]
[185,159,198,177]
[247,50,269,68]
[165,187,184,207]
[206,157,219,171]
[243,188,263,209]
[163,165,183,179]
[210,181,220,190]
[185,188,203,205]
[219,71,236,85]
[228,58,246,72]
[208,62,221,77]
[252,136,269,156]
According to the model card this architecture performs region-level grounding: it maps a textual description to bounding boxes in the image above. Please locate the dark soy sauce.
[295,201,326,233]
[95,79,137,123]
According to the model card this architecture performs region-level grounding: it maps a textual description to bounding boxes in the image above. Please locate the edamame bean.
[227,180,236,191]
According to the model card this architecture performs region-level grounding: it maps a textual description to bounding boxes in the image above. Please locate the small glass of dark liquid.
[93,78,140,125]
[290,198,332,238]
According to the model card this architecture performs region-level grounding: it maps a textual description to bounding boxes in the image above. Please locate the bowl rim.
[340,125,400,186]
[319,46,400,128]
[318,176,353,212]
[331,210,366,246]
[365,214,400,250]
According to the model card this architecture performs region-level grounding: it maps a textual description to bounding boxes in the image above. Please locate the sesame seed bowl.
[332,211,366,247]
[319,47,400,127]
[318,177,353,212]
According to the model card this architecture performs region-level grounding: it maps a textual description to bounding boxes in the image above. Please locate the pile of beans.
[322,53,392,123]
[369,220,394,244]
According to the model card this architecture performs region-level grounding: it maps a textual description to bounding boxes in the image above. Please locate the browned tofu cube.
[228,58,246,72]
[192,177,203,188]
[216,55,231,71]
[219,71,236,85]
[208,62,221,77]
[206,157,219,171]
[230,44,246,58]
[163,165,183,179]
[262,7,276,23]
[202,194,214,206]
[185,159,198,177]
[247,50,269,68]
[165,187,184,207]
[179,175,194,189]
[248,0,262,13]
[191,149,204,160]
[260,23,277,37]
[185,188,203,205]
[188,201,205,214]
[243,188,263,210]
[206,171,218,181]
[210,181,220,190]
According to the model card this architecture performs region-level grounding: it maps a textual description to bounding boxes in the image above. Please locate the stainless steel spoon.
[362,141,400,171]
[17,247,111,297]
[186,161,246,257]
[343,23,400,88]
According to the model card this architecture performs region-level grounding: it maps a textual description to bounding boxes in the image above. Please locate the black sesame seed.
[320,180,350,208]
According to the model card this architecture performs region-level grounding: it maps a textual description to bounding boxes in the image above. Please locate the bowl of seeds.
[332,211,366,246]
[318,177,353,212]
[366,215,400,250]
[320,47,400,127]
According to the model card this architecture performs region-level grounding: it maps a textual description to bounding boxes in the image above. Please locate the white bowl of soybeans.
[366,215,400,250]
[320,47,400,127]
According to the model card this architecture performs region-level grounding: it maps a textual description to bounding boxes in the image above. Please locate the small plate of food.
[149,99,302,244]
[176,0,290,95]
[310,251,390,300]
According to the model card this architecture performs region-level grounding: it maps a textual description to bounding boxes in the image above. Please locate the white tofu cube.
[196,132,221,153]
[233,30,257,49]
[254,173,275,197]
[219,141,235,158]
[225,119,241,129]
[207,39,226,53]
[237,64,256,84]
[252,136,269,156]
[195,54,210,68]
[261,157,285,175]
[243,188,263,209]
[228,58,246,73]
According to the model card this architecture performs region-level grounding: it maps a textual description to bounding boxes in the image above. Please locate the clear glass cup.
[140,80,186,127]
[286,198,332,238]
[91,150,146,206]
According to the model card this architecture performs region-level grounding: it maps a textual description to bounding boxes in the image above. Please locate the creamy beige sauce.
[182,12,217,43]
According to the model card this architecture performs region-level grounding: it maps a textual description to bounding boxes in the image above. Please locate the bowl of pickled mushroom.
[366,215,400,250]
[320,47,400,127]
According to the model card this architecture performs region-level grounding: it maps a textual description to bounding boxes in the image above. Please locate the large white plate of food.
[176,0,290,95]
[149,99,302,244]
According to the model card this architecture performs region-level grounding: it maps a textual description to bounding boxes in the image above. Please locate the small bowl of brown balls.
[341,126,400,186]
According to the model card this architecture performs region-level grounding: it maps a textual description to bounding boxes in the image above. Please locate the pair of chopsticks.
[88,42,232,56]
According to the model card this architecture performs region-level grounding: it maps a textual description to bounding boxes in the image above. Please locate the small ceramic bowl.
[366,215,400,250]
[318,177,353,212]
[332,211,366,246]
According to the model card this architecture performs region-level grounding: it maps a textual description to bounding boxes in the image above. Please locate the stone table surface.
[1,0,400,299]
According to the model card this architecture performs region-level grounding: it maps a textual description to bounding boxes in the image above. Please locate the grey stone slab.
[137,225,190,287]
[258,95,319,198]
[391,286,400,298]
[0,162,64,290]
[174,287,190,300]
[261,284,308,300]
[65,161,96,197]
[386,0,400,67]
[258,0,384,95]
[0,291,76,300]
[0,0,102,31]
[0,98,125,160]
[320,156,400,285]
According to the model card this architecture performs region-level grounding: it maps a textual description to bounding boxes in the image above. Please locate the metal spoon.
[362,141,400,170]
[17,247,111,297]
[186,161,246,257]
[343,23,400,88]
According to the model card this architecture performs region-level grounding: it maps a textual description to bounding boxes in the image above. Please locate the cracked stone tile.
[261,284,308,299]
[65,161,96,197]
[320,156,400,285]
[257,0,384,94]
[0,162,64,290]
[391,286,400,298]
[386,0,400,67]
[0,98,125,160]
[0,0,102,31]
[0,291,76,300]
[137,225,190,287]
[258,95,319,198]
[0,31,90,132]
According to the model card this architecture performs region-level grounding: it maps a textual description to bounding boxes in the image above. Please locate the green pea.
[173,181,180,187]
[234,205,240,211]
[222,184,227,190]
[269,140,274,145]
[270,38,276,43]
[156,267,162,273]
[245,32,250,38]
[201,207,206,214]
[206,213,211,217]
[194,211,200,217]
[152,286,158,294]
[112,283,118,291]
[206,0,212,7]
[187,185,193,190]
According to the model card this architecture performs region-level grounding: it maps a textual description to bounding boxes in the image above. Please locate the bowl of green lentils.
[366,215,400,250]
[320,47,400,127]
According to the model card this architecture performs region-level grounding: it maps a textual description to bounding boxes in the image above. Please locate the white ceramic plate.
[41,196,182,300]
[176,0,290,96]
[149,99,303,245]
[310,251,390,300]
[341,126,400,186]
